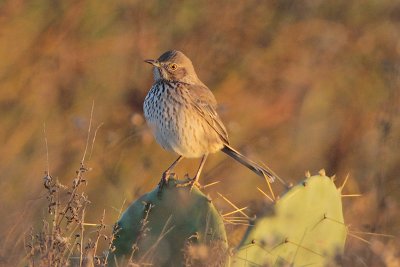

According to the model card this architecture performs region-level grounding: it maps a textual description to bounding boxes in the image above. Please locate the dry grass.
[0,0,399,266]
[23,105,114,266]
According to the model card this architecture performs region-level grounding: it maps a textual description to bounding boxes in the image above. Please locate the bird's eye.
[169,63,178,71]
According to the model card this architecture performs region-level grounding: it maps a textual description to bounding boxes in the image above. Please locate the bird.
[143,50,285,191]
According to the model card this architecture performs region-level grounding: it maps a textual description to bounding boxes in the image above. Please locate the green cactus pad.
[233,174,346,267]
[108,178,228,267]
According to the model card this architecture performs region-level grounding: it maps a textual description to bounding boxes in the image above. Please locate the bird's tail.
[221,144,286,185]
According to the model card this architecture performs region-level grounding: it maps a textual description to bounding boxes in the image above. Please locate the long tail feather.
[221,144,286,185]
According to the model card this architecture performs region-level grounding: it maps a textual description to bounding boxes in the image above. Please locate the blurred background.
[1,0,399,265]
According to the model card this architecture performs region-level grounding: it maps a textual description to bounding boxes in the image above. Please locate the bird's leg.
[190,154,208,190]
[158,155,183,193]
[177,154,208,191]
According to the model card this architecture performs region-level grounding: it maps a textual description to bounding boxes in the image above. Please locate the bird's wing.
[185,83,230,145]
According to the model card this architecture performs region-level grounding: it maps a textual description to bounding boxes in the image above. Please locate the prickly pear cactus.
[108,178,228,267]
[233,173,346,266]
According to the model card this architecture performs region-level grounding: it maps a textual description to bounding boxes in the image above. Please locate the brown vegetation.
[0,0,399,266]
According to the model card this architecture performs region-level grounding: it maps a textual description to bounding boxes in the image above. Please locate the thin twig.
[104,199,126,266]
[139,216,176,262]
[82,100,95,164]
[89,122,104,162]
[43,122,50,177]
[93,210,106,257]
[79,207,86,267]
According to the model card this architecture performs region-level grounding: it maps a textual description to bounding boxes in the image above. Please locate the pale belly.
[144,87,224,158]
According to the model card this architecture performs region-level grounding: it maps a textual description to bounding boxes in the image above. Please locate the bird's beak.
[144,59,160,67]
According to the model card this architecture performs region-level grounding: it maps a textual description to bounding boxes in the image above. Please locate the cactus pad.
[233,174,346,266]
[108,178,228,266]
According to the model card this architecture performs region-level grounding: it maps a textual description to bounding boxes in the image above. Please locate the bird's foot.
[175,173,201,191]
[157,171,175,197]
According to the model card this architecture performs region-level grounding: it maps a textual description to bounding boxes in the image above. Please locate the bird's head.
[145,50,200,84]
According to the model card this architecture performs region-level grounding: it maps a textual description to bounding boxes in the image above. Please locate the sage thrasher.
[143,50,284,190]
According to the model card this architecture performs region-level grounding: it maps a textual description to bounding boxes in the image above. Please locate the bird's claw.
[157,171,174,197]
[175,174,201,191]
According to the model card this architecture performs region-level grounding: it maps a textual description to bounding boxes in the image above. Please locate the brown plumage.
[143,50,284,190]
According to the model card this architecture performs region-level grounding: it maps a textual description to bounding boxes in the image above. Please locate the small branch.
[81,100,95,165]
